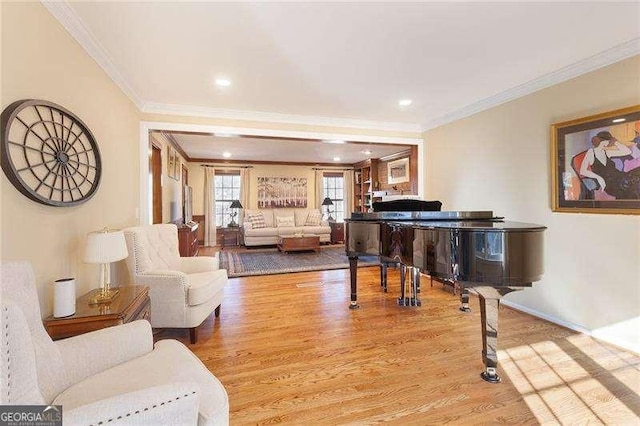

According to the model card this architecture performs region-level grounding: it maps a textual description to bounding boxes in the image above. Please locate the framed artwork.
[387,157,410,184]
[167,145,180,180]
[257,177,307,208]
[173,154,181,181]
[551,105,640,214]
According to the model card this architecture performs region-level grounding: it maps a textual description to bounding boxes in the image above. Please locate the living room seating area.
[0,261,229,424]
[242,208,331,247]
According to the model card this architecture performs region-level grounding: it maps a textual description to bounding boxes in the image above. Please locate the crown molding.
[423,38,640,131]
[41,0,145,110]
[142,102,422,133]
[142,121,424,146]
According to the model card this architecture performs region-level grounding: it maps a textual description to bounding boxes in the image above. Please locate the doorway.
[150,143,163,224]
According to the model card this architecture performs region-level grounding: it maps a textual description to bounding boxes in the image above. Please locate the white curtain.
[315,170,324,210]
[204,167,216,246]
[343,170,355,219]
[239,168,251,224]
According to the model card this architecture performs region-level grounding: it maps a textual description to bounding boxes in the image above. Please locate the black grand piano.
[345,208,545,383]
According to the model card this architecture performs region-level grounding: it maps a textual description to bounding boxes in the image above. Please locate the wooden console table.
[44,285,150,340]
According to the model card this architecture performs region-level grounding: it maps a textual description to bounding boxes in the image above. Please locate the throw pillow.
[246,212,266,229]
[276,216,296,227]
[305,211,323,226]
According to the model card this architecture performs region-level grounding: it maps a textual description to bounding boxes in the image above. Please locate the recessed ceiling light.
[362,150,372,155]
[398,99,413,106]
[612,118,626,123]
[214,132,237,138]
[323,139,345,144]
[215,78,231,87]
[333,157,341,162]
[222,152,232,158]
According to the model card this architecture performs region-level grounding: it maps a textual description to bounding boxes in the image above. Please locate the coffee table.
[278,234,320,254]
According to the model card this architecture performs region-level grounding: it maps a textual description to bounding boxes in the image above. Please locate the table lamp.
[83,228,128,304]
[322,197,335,221]
[228,200,243,227]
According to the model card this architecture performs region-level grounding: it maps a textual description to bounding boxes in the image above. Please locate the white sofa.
[0,261,229,425]
[242,208,331,247]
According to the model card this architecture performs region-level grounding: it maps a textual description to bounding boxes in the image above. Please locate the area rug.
[218,246,379,278]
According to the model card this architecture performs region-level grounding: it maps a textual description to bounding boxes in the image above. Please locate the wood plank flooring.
[157,264,640,424]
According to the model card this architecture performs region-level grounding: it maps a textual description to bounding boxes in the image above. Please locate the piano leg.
[478,293,500,383]
[475,286,518,384]
[380,261,388,293]
[348,255,360,309]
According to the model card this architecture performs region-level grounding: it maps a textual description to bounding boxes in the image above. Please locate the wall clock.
[1,99,101,207]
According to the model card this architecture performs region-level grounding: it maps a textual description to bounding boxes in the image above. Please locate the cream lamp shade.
[83,229,128,264]
[83,228,128,304]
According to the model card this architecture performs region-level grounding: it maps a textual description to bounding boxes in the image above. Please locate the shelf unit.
[353,159,378,213]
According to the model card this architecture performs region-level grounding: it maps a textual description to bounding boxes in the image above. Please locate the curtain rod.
[312,167,353,171]
[200,165,254,169]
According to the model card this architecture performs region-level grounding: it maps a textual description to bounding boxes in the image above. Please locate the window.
[214,172,241,227]
[322,174,344,222]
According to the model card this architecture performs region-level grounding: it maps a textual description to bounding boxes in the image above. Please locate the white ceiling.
[168,132,411,164]
[50,2,639,131]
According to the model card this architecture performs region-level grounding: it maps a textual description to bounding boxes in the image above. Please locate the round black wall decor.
[1,99,101,206]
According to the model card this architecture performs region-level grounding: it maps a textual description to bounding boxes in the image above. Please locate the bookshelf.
[353,159,378,213]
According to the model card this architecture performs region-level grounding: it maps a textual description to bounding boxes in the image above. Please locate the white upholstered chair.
[0,261,229,425]
[123,224,227,343]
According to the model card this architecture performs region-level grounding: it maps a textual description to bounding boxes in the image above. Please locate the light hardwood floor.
[158,262,640,424]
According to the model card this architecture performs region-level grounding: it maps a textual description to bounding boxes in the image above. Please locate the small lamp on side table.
[228,200,243,227]
[83,228,128,304]
[322,197,335,222]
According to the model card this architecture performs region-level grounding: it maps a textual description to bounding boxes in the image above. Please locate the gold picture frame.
[551,105,640,214]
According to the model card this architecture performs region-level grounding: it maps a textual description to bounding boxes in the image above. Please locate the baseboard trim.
[501,299,639,355]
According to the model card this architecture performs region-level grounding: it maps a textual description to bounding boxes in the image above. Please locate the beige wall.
[423,55,640,352]
[187,162,320,216]
[1,3,140,315]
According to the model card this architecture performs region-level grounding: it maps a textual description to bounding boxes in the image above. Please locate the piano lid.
[348,210,497,221]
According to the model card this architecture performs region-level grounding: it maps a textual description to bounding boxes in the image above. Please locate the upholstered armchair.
[123,224,227,343]
[0,261,229,425]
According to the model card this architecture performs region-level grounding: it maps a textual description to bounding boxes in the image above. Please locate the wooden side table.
[329,221,345,244]
[221,226,243,248]
[44,285,151,340]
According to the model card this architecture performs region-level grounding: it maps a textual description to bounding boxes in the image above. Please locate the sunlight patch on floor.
[500,336,640,424]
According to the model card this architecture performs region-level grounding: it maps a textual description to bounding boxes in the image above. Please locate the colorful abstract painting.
[552,105,640,214]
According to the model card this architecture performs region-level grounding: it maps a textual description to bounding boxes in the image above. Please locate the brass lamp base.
[89,288,120,305]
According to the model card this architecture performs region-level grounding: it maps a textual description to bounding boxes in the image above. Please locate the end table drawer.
[127,295,151,323]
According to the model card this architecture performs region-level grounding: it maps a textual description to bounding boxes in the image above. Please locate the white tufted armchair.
[0,261,229,425]
[123,224,227,343]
